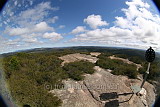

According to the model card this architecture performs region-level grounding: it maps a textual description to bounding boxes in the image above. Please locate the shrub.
[63,61,95,81]
[3,52,64,106]
[96,54,138,79]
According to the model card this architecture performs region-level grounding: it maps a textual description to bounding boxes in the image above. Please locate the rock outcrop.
[50,53,156,107]
[59,53,99,66]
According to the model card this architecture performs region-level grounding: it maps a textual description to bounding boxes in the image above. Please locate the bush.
[138,62,160,80]
[63,61,95,81]
[3,53,95,106]
[80,52,90,55]
[9,56,20,70]
[3,52,65,106]
[66,69,84,81]
[96,54,138,79]
[97,52,112,59]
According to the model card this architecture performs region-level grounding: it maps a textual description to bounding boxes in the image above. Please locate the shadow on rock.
[100,92,134,106]
[100,92,118,101]
[105,100,119,107]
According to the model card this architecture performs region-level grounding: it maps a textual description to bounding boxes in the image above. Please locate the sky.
[0,0,160,53]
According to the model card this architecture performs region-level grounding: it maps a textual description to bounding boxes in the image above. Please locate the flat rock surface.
[90,52,101,57]
[50,66,155,107]
[59,53,99,66]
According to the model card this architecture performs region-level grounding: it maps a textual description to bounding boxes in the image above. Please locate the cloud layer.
[0,0,160,53]
[0,1,63,53]
[70,0,160,50]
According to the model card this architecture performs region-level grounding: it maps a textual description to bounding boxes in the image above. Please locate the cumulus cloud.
[9,2,59,27]
[14,1,18,6]
[0,36,22,53]
[0,1,62,53]
[58,25,65,29]
[114,0,160,47]
[33,22,54,32]
[48,16,59,23]
[43,32,63,41]
[70,0,160,51]
[71,26,86,34]
[84,14,109,29]
[71,27,133,43]
[6,22,54,36]
[2,1,62,51]
[23,37,38,43]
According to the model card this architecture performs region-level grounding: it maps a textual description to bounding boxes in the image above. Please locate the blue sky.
[0,0,160,53]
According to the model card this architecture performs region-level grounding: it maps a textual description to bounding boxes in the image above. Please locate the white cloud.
[48,16,59,23]
[58,25,65,29]
[43,32,63,41]
[0,36,22,53]
[84,14,109,29]
[14,1,18,6]
[33,22,54,32]
[115,17,131,29]
[11,2,59,27]
[71,26,86,34]
[23,37,38,43]
[2,2,62,49]
[6,22,54,36]
[71,27,133,43]
[30,1,33,5]
[0,1,62,53]
[126,0,150,8]
[70,0,160,51]
[7,27,28,36]
[6,39,20,45]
